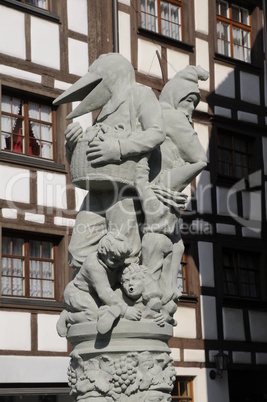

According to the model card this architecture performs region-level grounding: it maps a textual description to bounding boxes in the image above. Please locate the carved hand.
[65,122,83,149]
[124,306,142,321]
[86,134,121,166]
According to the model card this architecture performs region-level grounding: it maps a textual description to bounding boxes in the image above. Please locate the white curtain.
[37,0,47,9]
[1,96,21,149]
[29,102,51,158]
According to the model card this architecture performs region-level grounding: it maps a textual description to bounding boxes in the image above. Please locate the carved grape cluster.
[112,354,138,395]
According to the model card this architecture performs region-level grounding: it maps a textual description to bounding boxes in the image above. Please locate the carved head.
[98,231,132,269]
[53,53,135,121]
[159,65,209,110]
[120,263,146,299]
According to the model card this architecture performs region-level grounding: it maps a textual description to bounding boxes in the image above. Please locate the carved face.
[101,250,124,269]
[121,272,144,299]
[177,93,199,123]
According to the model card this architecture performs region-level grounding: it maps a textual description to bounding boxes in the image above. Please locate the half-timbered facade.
[0,1,266,401]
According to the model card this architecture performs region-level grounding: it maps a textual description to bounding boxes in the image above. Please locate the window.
[1,93,54,160]
[141,0,182,41]
[18,0,49,10]
[223,249,260,299]
[171,377,194,401]
[216,0,251,62]
[217,130,253,179]
[1,234,57,299]
[177,252,187,294]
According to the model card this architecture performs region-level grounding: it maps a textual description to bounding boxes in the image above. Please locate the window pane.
[1,276,12,295]
[2,236,11,254]
[30,279,42,297]
[43,280,53,298]
[30,240,41,257]
[241,7,249,25]
[42,242,53,258]
[232,5,240,22]
[30,260,42,278]
[13,238,24,256]
[43,262,53,279]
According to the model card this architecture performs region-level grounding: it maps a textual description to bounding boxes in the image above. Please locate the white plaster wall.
[25,212,45,224]
[196,101,209,113]
[242,191,261,221]
[240,72,260,105]
[198,242,215,287]
[119,11,131,62]
[0,356,69,383]
[214,106,232,118]
[200,296,218,339]
[67,0,88,35]
[0,6,26,59]
[72,101,93,130]
[215,64,235,98]
[223,308,246,341]
[0,65,41,83]
[119,0,130,4]
[249,311,267,342]
[232,351,251,364]
[54,216,75,227]
[193,122,209,161]
[54,80,72,91]
[75,187,88,211]
[216,224,236,235]
[0,165,30,203]
[194,0,209,34]
[137,39,162,78]
[237,111,258,124]
[173,307,197,339]
[174,367,230,402]
[216,186,238,217]
[167,49,190,79]
[170,348,181,362]
[256,353,267,364]
[0,311,31,350]
[195,39,210,91]
[38,314,68,352]
[184,349,205,362]
[2,208,17,219]
[68,38,89,76]
[37,172,67,209]
[196,171,212,214]
[31,17,60,69]
[242,227,261,238]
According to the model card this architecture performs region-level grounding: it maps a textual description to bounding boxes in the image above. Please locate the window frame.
[1,231,59,301]
[1,89,56,162]
[217,128,254,181]
[177,251,188,295]
[171,376,194,401]
[140,0,183,41]
[222,247,261,300]
[20,0,49,11]
[216,0,252,63]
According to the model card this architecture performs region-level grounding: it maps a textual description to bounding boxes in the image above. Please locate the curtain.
[29,103,52,158]
[1,96,21,149]
[37,0,47,9]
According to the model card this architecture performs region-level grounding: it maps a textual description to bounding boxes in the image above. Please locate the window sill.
[0,151,66,173]
[214,53,262,73]
[138,28,194,52]
[0,296,65,311]
[0,0,60,23]
[223,296,267,309]
[178,294,198,304]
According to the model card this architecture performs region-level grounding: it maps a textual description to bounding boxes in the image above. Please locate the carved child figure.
[57,232,142,337]
[120,263,165,327]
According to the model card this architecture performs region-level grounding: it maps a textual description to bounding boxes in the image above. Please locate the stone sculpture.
[54,53,208,401]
